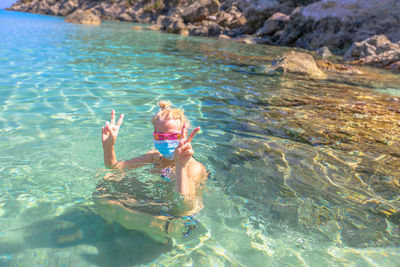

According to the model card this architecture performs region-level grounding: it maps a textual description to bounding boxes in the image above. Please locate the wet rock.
[390,61,400,73]
[255,12,290,37]
[316,60,362,75]
[158,15,187,34]
[181,0,220,23]
[254,36,274,45]
[147,24,162,31]
[270,51,326,79]
[316,46,332,59]
[235,35,256,44]
[202,20,221,36]
[65,9,101,25]
[189,20,221,37]
[219,34,231,40]
[344,35,400,68]
[132,26,144,31]
[188,24,208,36]
[180,29,189,36]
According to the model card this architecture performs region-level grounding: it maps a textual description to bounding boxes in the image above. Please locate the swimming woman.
[95,101,207,241]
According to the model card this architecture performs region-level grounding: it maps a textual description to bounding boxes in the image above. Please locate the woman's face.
[154,119,182,134]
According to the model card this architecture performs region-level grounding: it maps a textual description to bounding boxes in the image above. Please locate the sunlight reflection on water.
[0,9,400,266]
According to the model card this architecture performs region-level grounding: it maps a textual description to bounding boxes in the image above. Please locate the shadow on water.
[0,206,172,266]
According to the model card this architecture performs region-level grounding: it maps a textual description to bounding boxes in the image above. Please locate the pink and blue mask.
[153,132,181,160]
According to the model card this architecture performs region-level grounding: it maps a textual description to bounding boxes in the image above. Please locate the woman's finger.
[116,114,124,127]
[181,122,188,140]
[186,127,200,143]
[182,149,194,157]
[111,110,115,125]
[106,124,113,133]
[177,138,184,149]
[180,143,191,151]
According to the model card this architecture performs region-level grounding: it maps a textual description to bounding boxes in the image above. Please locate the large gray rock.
[95,2,124,21]
[276,0,400,51]
[241,0,280,34]
[344,35,400,68]
[216,7,246,29]
[270,51,327,79]
[181,0,220,23]
[255,12,290,37]
[188,20,221,37]
[158,15,187,34]
[57,0,79,16]
[65,9,101,25]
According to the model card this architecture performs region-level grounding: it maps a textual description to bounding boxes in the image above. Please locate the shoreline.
[5,0,400,73]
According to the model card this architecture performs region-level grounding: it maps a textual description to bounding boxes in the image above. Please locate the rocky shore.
[6,0,400,71]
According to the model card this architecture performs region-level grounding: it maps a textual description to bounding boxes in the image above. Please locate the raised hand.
[101,110,124,147]
[174,122,200,166]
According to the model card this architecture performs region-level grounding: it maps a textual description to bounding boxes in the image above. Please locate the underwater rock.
[344,35,400,68]
[316,60,362,74]
[270,51,326,79]
[65,9,101,25]
[221,75,400,247]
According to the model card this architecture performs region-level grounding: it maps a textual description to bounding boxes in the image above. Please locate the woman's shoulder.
[188,158,208,181]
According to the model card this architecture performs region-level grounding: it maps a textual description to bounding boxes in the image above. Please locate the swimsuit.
[160,167,199,237]
[162,213,198,237]
[161,167,174,182]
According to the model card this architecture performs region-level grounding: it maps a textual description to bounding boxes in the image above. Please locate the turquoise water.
[1,10,400,266]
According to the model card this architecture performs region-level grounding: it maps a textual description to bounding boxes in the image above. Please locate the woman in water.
[95,101,207,241]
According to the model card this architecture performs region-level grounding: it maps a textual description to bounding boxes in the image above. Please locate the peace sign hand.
[174,123,200,166]
[101,110,124,147]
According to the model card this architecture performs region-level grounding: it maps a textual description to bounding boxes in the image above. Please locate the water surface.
[1,10,400,266]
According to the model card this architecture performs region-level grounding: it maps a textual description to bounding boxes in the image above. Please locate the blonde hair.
[152,100,189,129]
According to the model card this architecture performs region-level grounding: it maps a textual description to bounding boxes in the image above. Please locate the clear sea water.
[1,9,400,266]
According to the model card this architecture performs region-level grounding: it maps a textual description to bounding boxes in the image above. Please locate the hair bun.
[158,100,172,110]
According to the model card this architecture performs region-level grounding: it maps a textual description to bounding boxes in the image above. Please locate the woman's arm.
[103,146,156,169]
[102,110,123,168]
[119,151,157,169]
[102,110,156,169]
[174,124,203,198]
